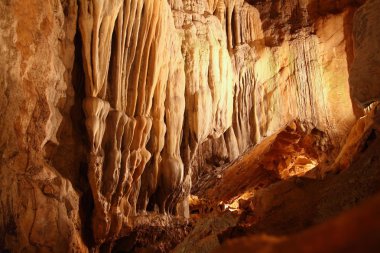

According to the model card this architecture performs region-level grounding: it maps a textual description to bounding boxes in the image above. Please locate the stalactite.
[76,0,358,247]
[0,0,374,251]
[78,0,187,244]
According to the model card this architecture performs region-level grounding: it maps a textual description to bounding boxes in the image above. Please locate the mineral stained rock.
[0,0,87,251]
[350,0,380,105]
[0,0,378,252]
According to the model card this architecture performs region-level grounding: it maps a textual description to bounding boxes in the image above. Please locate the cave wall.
[0,0,375,251]
[0,0,87,251]
[190,0,360,179]
[350,0,380,105]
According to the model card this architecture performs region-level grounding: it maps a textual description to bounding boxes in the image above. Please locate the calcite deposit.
[1,0,380,252]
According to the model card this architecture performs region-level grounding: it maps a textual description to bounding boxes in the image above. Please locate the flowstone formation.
[77,0,235,245]
[78,0,185,244]
[1,0,379,252]
[76,0,363,247]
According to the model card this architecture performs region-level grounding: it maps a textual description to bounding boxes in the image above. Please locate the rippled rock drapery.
[78,0,190,244]
[0,0,375,251]
[77,0,359,245]
[189,0,360,180]
[77,0,236,244]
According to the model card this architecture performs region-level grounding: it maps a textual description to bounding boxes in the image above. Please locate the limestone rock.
[350,0,380,106]
[1,0,378,251]
[216,193,380,253]
[0,0,87,251]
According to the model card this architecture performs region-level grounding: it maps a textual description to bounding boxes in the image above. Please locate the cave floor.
[113,124,380,253]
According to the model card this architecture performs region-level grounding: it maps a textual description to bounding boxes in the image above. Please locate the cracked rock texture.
[0,0,87,252]
[0,0,379,252]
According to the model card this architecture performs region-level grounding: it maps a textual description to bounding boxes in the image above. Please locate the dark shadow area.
[112,222,193,253]
[47,22,88,189]
[55,25,94,248]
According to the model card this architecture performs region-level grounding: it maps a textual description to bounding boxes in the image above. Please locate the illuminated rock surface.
[0,0,379,252]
